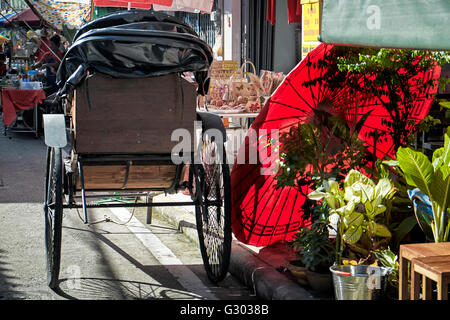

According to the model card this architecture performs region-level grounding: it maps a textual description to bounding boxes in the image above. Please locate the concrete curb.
[150,193,319,300]
[229,242,317,300]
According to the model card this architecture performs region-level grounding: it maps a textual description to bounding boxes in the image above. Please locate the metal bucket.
[330,265,391,300]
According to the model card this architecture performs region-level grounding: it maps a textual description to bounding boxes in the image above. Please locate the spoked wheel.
[192,133,231,284]
[44,146,63,289]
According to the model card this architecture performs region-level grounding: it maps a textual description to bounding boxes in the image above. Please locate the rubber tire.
[192,143,232,284]
[44,147,63,289]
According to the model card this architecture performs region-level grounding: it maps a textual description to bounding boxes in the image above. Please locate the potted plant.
[373,248,400,300]
[390,126,450,242]
[308,169,395,299]
[275,113,374,294]
[293,217,336,294]
[308,170,396,263]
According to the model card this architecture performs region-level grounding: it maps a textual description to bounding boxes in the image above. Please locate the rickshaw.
[43,11,231,289]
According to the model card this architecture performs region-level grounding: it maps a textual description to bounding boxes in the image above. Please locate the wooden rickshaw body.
[66,72,196,194]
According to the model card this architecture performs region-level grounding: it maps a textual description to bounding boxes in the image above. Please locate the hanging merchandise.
[0,35,9,45]
[287,0,302,24]
[266,0,276,25]
[152,0,213,13]
[93,0,172,9]
[26,0,91,30]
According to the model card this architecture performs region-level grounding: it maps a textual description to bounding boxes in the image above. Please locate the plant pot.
[305,269,333,294]
[286,260,308,286]
[329,265,391,300]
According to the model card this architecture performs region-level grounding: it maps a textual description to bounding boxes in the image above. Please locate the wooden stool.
[399,243,450,300]
[411,255,450,300]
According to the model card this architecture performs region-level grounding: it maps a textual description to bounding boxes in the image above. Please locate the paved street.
[0,130,255,300]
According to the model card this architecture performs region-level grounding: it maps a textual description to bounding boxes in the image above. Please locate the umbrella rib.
[240,171,276,212]
[281,188,301,243]
[255,186,288,247]
[315,56,326,103]
[306,58,318,107]
[285,78,315,112]
[246,178,282,243]
[259,116,307,125]
[263,187,293,246]
[268,100,311,113]
[239,177,278,234]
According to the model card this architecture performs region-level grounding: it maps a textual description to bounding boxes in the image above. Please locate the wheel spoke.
[194,135,231,283]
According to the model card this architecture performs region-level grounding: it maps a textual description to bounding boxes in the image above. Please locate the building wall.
[272,0,301,74]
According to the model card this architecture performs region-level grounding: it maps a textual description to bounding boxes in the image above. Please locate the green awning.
[320,0,450,50]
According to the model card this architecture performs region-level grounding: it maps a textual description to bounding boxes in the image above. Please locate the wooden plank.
[400,243,450,260]
[422,276,432,300]
[413,255,450,276]
[399,254,409,300]
[411,269,421,300]
[399,243,450,300]
[438,277,448,300]
[76,164,177,190]
[126,164,176,189]
[77,165,126,190]
[73,73,197,154]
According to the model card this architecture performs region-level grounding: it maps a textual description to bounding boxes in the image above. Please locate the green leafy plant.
[292,217,336,273]
[374,248,399,290]
[391,127,450,242]
[308,170,397,264]
[277,113,371,190]
[336,48,448,155]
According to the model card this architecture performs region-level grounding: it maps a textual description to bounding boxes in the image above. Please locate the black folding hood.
[57,10,213,96]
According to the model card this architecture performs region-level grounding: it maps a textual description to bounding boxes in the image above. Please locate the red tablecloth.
[2,88,46,126]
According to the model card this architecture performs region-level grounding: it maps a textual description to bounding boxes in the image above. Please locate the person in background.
[0,53,7,76]
[34,28,51,62]
[4,40,12,69]
[32,34,64,94]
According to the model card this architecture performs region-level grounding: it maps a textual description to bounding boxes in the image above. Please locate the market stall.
[1,86,46,137]
[0,10,51,136]
[200,59,285,161]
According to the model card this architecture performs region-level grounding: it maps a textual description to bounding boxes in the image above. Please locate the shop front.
[0,8,50,136]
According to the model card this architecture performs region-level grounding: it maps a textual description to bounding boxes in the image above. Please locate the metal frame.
[61,153,206,224]
[3,104,39,138]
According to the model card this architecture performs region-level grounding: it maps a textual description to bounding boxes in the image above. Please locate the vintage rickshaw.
[43,11,231,289]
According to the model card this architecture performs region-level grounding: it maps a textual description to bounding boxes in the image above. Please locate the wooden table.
[1,88,46,137]
[411,255,450,300]
[399,242,450,300]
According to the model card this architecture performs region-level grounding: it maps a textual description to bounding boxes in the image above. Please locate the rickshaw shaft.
[63,200,221,209]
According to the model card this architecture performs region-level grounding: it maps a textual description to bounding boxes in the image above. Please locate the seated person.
[32,35,64,94]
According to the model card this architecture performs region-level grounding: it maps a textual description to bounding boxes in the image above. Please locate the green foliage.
[292,218,336,273]
[308,170,396,264]
[374,248,399,288]
[276,113,372,193]
[390,216,418,249]
[393,127,450,242]
[335,47,447,155]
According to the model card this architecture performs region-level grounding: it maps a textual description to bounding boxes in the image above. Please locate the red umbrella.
[231,43,441,247]
[93,0,173,9]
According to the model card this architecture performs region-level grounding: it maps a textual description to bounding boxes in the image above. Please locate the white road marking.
[109,207,217,300]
